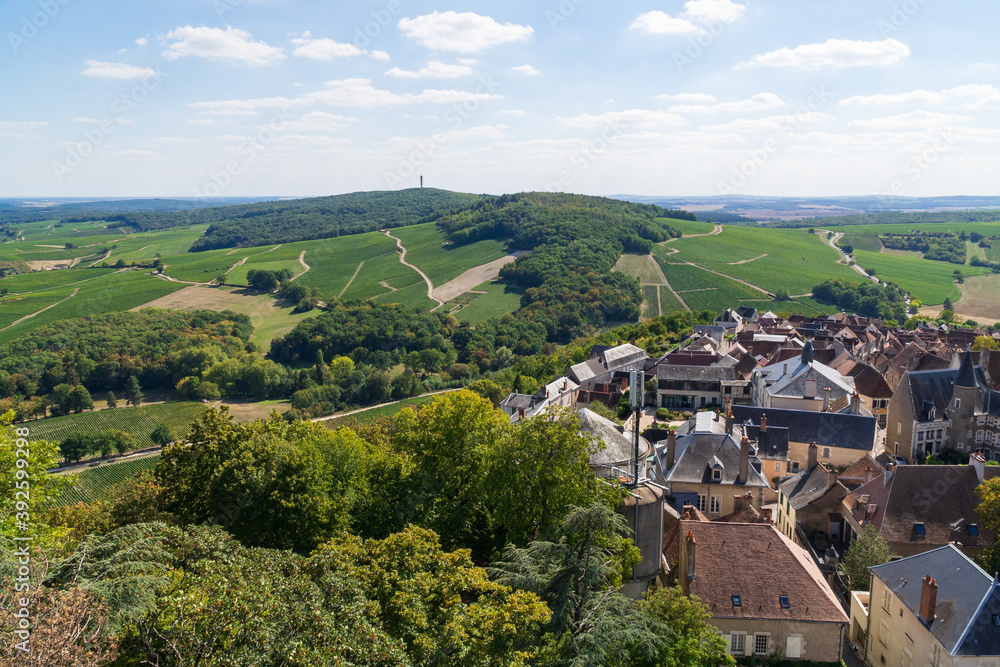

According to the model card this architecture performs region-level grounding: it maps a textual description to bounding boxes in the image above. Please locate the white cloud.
[848,110,972,129]
[162,26,285,66]
[0,121,47,130]
[135,36,148,46]
[654,92,716,103]
[116,149,160,157]
[945,84,1000,108]
[683,0,747,24]
[81,60,157,79]
[305,78,503,108]
[385,60,474,79]
[292,34,365,60]
[840,90,943,106]
[188,96,307,115]
[285,111,357,131]
[398,11,533,53]
[559,109,687,130]
[187,118,216,125]
[511,64,540,76]
[500,109,528,117]
[741,38,910,69]
[71,117,100,124]
[630,11,703,35]
[668,92,783,113]
[369,50,390,61]
[389,124,508,146]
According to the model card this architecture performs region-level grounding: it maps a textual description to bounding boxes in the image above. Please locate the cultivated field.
[29,402,209,450]
[449,280,523,323]
[53,456,161,506]
[851,249,990,305]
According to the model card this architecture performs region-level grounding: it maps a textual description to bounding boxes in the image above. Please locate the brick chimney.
[851,391,861,415]
[884,463,895,487]
[808,442,819,470]
[725,409,734,435]
[760,414,767,432]
[826,464,838,490]
[970,452,986,484]
[733,492,753,513]
[864,465,874,485]
[823,386,831,412]
[666,429,677,469]
[680,530,697,595]
[919,575,938,623]
[739,437,750,483]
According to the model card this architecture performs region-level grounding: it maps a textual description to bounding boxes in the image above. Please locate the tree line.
[811,278,909,323]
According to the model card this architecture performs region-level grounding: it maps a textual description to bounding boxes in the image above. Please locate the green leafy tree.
[0,412,68,541]
[150,423,173,447]
[634,587,735,667]
[105,390,117,409]
[70,384,94,413]
[840,524,892,591]
[125,375,143,408]
[467,378,505,407]
[491,503,653,667]
[975,477,1000,576]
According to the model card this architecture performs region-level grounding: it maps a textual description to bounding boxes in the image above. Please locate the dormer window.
[712,469,722,482]
[954,398,961,409]
[929,407,936,420]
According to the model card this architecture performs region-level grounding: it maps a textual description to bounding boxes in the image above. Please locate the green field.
[836,232,884,253]
[451,280,524,323]
[657,286,687,315]
[826,220,1000,237]
[659,217,715,236]
[668,226,862,295]
[392,223,508,285]
[28,402,209,451]
[641,285,660,319]
[53,455,160,506]
[657,261,772,313]
[851,250,990,305]
[614,253,667,284]
[323,394,442,428]
[294,233,418,300]
[0,270,187,346]
[227,259,305,286]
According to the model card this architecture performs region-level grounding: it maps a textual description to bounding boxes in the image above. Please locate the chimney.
[733,492,753,513]
[725,410,734,435]
[783,363,788,376]
[666,429,677,469]
[851,391,861,415]
[680,530,697,595]
[739,437,750,483]
[919,575,938,623]
[884,463,895,487]
[808,442,819,470]
[970,452,986,484]
[864,465,874,485]
[760,415,767,432]
[823,386,831,412]
[826,464,839,490]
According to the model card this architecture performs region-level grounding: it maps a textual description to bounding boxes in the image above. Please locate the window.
[993,614,1000,626]
[902,648,913,667]
[697,495,706,512]
[730,632,745,655]
[970,524,980,537]
[774,461,781,472]
[914,522,926,536]
[955,398,962,409]
[879,620,889,646]
[754,633,769,656]
[979,415,986,425]
[823,447,831,458]
[785,635,803,659]
[779,595,790,609]
[710,496,721,514]
[790,461,800,473]
[931,642,942,667]
[881,588,892,612]
[712,469,722,481]
[918,431,924,442]
[897,422,902,435]
[732,594,742,608]
[977,430,985,444]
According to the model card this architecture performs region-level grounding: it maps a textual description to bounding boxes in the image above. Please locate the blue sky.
[3,0,1000,198]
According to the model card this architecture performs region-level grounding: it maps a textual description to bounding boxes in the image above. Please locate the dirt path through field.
[0,287,79,331]
[821,230,881,284]
[729,254,767,265]
[648,255,690,312]
[295,250,310,279]
[310,388,461,423]
[338,261,365,298]
[382,231,445,308]
[661,223,723,243]
[431,253,523,304]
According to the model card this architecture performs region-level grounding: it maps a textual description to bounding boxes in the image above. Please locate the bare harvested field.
[432,253,521,303]
[954,274,1000,323]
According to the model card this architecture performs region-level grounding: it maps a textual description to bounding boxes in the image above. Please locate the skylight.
[969,524,979,537]
[779,596,790,610]
[732,594,742,608]
[914,522,926,536]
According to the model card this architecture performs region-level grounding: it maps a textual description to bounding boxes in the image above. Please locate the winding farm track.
[820,230,881,284]
[648,254,690,312]
[0,287,80,331]
[294,251,310,279]
[382,230,445,308]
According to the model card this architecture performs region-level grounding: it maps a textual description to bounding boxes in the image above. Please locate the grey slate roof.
[731,405,876,451]
[907,368,961,422]
[743,422,789,460]
[869,544,1000,657]
[779,464,839,510]
[579,408,646,467]
[658,430,770,488]
[656,364,736,381]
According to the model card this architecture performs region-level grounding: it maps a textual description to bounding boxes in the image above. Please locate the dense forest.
[879,231,966,263]
[811,278,909,323]
[1,395,735,666]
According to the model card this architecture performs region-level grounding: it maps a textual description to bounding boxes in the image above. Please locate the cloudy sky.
[3,0,1000,198]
